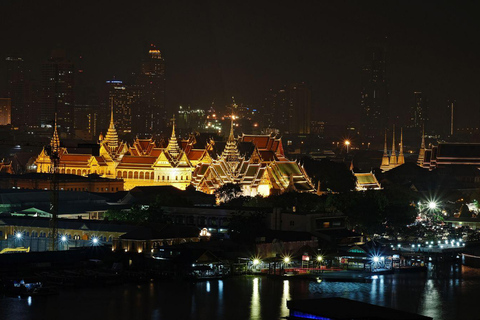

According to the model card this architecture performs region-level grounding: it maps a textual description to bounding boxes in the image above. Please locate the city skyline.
[1,1,480,129]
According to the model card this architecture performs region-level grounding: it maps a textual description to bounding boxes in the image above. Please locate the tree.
[215,183,243,204]
[302,157,356,192]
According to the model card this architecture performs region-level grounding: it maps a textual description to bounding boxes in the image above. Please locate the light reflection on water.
[280,280,291,318]
[2,266,480,320]
[250,277,261,319]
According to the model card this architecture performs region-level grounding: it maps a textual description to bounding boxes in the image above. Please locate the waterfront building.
[113,224,202,254]
[0,173,123,193]
[380,126,405,171]
[0,216,136,251]
[35,111,314,195]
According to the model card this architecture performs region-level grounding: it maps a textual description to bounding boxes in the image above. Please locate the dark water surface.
[2,265,479,320]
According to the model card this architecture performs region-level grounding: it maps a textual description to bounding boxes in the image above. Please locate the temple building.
[380,126,405,172]
[191,120,315,196]
[35,110,314,196]
[418,142,480,170]
[353,172,382,191]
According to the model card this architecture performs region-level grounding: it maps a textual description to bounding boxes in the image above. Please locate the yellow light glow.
[283,256,291,263]
[253,258,260,265]
[317,255,323,262]
[344,140,350,146]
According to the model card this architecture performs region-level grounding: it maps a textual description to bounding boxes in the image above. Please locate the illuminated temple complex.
[36,110,315,196]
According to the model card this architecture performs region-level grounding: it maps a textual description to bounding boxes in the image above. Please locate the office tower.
[265,87,289,133]
[0,98,11,125]
[74,55,100,140]
[263,83,311,134]
[360,37,389,139]
[40,49,74,134]
[446,99,455,137]
[410,92,429,128]
[5,56,26,127]
[287,83,311,134]
[135,44,166,134]
[105,80,131,136]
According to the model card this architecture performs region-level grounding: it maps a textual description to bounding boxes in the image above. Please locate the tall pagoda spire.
[398,127,405,165]
[221,114,241,170]
[104,100,119,150]
[390,124,397,165]
[50,113,60,153]
[417,124,426,166]
[166,115,181,158]
[380,129,390,168]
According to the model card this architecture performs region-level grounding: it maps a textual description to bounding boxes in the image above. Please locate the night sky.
[1,0,480,127]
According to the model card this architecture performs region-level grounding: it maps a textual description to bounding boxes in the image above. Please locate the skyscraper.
[409,92,429,128]
[134,44,166,134]
[5,56,26,127]
[287,83,311,134]
[446,99,455,137]
[263,83,311,134]
[106,80,132,136]
[360,37,389,139]
[40,49,74,134]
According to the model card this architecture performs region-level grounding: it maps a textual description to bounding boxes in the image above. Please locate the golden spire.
[390,124,397,165]
[166,115,181,158]
[221,114,241,170]
[398,127,405,165]
[418,124,426,166]
[104,100,119,150]
[380,129,390,168]
[50,113,60,153]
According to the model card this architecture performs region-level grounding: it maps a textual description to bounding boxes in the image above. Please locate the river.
[1,264,478,320]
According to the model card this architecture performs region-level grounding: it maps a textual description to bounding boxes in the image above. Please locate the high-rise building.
[134,44,166,134]
[360,37,389,139]
[287,83,311,134]
[5,56,26,127]
[446,99,455,137]
[0,98,11,125]
[409,92,429,128]
[40,49,74,134]
[263,83,311,134]
[106,80,131,136]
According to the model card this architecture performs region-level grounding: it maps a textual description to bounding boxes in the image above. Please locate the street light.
[253,258,260,266]
[15,232,22,239]
[345,140,351,153]
[428,201,437,210]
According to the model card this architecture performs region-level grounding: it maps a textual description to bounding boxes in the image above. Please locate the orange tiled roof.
[187,149,204,161]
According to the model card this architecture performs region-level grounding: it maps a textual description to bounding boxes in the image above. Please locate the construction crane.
[46,115,60,251]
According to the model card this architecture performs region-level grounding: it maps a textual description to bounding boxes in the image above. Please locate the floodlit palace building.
[36,109,315,196]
